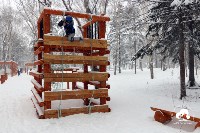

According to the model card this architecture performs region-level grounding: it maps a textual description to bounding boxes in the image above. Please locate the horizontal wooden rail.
[34,60,44,65]
[31,96,44,119]
[34,46,44,55]
[31,79,44,93]
[44,35,108,49]
[44,54,107,61]
[151,107,200,123]
[29,71,43,79]
[44,72,109,82]
[31,88,44,107]
[44,88,108,101]
[41,8,110,21]
[44,105,110,118]
[89,81,110,89]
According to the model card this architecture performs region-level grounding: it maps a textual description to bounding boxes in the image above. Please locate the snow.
[171,0,194,6]
[0,68,200,133]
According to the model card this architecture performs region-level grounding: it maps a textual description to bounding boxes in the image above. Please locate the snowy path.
[0,70,199,133]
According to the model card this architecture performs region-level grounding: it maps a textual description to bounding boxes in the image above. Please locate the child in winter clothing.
[58,15,75,41]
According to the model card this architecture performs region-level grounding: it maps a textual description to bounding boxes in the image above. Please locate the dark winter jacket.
[58,19,75,35]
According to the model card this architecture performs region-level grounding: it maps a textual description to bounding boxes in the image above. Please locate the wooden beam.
[43,35,108,49]
[44,54,107,62]
[31,88,44,107]
[34,60,44,66]
[43,8,110,21]
[44,105,110,118]
[29,71,43,79]
[31,96,44,119]
[44,59,109,66]
[44,76,108,82]
[34,46,44,55]
[25,63,34,66]
[31,79,44,93]
[44,88,108,101]
[44,72,108,78]
[89,81,110,89]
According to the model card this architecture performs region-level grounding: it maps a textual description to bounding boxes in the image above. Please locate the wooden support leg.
[154,110,172,124]
[195,122,200,129]
[67,82,69,89]
[72,82,76,90]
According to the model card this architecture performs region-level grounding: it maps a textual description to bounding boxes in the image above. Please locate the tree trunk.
[179,9,186,99]
[134,40,137,74]
[188,43,195,87]
[188,19,195,87]
[139,59,143,71]
[149,55,154,79]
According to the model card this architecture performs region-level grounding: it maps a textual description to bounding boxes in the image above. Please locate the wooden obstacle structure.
[0,61,18,84]
[151,107,200,129]
[30,8,111,119]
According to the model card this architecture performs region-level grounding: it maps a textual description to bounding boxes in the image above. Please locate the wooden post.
[43,12,51,110]
[98,22,106,39]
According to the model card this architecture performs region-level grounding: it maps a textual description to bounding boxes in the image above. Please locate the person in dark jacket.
[58,15,75,41]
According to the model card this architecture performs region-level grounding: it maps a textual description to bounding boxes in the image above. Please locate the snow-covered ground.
[0,68,200,133]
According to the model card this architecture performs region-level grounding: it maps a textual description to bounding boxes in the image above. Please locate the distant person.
[58,15,75,42]
[17,69,20,76]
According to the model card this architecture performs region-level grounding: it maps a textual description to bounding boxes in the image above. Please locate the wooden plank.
[151,107,200,123]
[31,79,44,93]
[31,87,44,107]
[89,81,110,89]
[31,96,44,119]
[34,60,44,65]
[44,35,108,49]
[44,59,109,66]
[44,54,107,61]
[43,8,110,21]
[29,71,43,79]
[44,72,108,78]
[34,46,44,55]
[44,88,108,101]
[44,77,108,82]
[44,105,110,118]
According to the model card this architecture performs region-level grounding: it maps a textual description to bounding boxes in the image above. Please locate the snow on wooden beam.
[43,35,108,49]
[44,88,108,101]
[31,87,44,107]
[31,79,44,93]
[89,81,110,89]
[44,105,110,118]
[34,60,44,66]
[29,71,43,79]
[31,96,44,119]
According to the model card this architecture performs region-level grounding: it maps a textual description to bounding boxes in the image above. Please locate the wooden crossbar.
[34,46,44,55]
[44,35,108,49]
[44,72,109,83]
[44,88,108,101]
[29,71,43,79]
[31,79,44,93]
[31,88,44,107]
[44,105,110,118]
[31,96,44,119]
[89,81,110,89]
